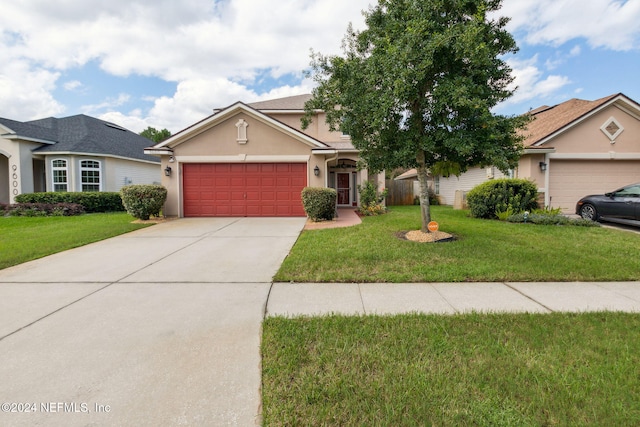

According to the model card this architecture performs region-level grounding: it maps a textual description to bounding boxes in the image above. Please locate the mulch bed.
[396,230,455,243]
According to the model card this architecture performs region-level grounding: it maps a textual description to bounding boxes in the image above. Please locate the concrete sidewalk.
[266,281,640,316]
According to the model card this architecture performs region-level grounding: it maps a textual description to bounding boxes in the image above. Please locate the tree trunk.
[416,151,431,233]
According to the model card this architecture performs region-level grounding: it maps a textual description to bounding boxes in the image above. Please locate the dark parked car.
[576,182,640,226]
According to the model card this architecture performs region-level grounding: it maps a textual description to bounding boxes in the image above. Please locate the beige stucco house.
[399,93,640,212]
[144,94,385,217]
[0,114,161,204]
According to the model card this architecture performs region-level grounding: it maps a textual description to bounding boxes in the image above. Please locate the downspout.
[324,152,338,187]
[325,151,339,217]
[544,154,550,208]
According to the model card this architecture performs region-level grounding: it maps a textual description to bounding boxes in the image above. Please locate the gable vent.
[600,117,623,142]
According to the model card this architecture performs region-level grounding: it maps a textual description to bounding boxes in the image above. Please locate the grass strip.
[0,213,151,269]
[262,312,640,426]
[275,205,640,282]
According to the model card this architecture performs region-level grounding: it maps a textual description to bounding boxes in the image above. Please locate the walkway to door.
[303,208,362,230]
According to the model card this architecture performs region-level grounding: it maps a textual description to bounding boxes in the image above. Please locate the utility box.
[453,190,467,210]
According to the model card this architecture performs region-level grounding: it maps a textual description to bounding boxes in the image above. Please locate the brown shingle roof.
[247,94,312,110]
[522,93,620,146]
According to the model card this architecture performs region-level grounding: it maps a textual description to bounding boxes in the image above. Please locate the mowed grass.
[262,313,640,426]
[0,213,151,269]
[275,205,640,282]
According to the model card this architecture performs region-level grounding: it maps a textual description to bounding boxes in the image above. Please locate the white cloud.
[0,0,370,80]
[81,93,131,115]
[542,44,581,71]
[0,58,64,120]
[569,45,581,57]
[135,77,315,133]
[496,55,572,111]
[500,0,640,51]
[1,0,637,129]
[63,80,82,91]
[0,0,371,128]
[98,111,150,135]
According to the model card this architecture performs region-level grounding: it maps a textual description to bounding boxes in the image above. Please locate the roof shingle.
[247,94,312,110]
[522,94,620,146]
[0,114,159,163]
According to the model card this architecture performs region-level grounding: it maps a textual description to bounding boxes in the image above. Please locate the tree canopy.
[139,126,171,143]
[303,0,529,232]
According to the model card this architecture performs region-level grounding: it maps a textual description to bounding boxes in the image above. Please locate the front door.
[337,173,351,206]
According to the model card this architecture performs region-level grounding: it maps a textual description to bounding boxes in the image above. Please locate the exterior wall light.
[164,166,172,176]
[314,165,320,176]
[539,161,547,172]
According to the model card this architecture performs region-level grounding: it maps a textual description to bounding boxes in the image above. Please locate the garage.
[182,163,307,217]
[548,160,640,211]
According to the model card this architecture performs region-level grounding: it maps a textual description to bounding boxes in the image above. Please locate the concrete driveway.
[0,217,306,427]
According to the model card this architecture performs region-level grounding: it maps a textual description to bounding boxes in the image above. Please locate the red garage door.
[183,163,307,217]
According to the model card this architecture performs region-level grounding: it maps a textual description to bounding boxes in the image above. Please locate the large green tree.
[303,0,529,232]
[139,126,171,143]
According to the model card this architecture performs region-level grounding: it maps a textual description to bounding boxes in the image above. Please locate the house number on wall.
[11,164,18,195]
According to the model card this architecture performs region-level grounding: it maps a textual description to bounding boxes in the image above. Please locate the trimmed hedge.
[15,192,124,213]
[120,185,167,220]
[3,203,85,217]
[467,178,539,219]
[301,187,337,222]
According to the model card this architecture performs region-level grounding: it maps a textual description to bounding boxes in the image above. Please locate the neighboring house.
[398,93,640,212]
[0,114,161,204]
[144,94,385,217]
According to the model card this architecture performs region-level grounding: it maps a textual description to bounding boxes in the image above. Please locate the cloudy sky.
[1,0,639,134]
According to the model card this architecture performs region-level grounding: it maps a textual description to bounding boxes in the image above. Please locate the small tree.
[357,181,387,216]
[139,127,171,143]
[303,0,529,232]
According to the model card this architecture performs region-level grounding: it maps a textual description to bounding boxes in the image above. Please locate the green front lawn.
[275,205,640,282]
[0,213,151,269]
[262,313,640,426]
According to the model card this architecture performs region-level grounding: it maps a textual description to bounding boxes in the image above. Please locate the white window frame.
[51,159,68,192]
[80,159,102,192]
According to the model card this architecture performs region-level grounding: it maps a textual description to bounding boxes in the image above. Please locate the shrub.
[120,185,167,220]
[5,203,85,217]
[301,187,337,222]
[495,207,515,221]
[15,192,124,213]
[357,181,388,216]
[467,178,539,219]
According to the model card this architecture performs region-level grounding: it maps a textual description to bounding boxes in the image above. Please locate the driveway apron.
[0,217,305,426]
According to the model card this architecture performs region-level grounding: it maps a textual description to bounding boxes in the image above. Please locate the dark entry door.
[337,173,350,205]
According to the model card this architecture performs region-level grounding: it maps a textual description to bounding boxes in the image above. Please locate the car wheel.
[580,203,598,221]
